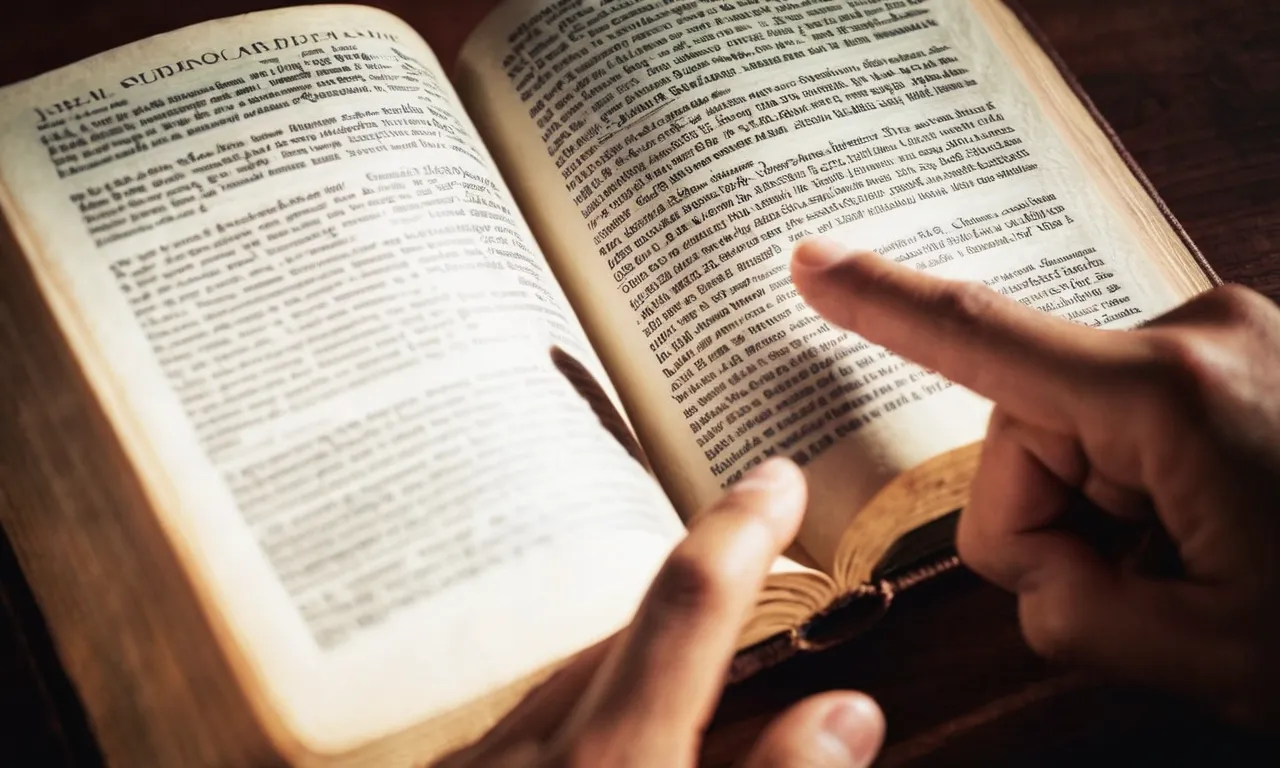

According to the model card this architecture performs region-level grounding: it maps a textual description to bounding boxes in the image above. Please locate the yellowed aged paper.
[0,4,684,757]
[457,0,1199,570]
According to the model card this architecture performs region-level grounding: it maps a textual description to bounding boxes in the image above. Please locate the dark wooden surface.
[1,0,1278,765]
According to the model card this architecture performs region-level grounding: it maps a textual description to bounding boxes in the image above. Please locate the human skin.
[791,239,1280,731]
[444,239,1280,766]
[439,458,885,768]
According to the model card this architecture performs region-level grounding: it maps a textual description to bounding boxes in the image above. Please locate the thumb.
[741,692,884,768]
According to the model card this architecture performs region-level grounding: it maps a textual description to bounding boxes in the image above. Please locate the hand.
[791,239,1280,730]
[439,459,885,767]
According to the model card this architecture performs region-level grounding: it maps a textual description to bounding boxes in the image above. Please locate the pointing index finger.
[791,239,1134,430]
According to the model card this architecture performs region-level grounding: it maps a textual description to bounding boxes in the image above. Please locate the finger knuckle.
[1203,283,1271,325]
[933,280,998,330]
[1141,332,1233,411]
[1019,592,1088,662]
[650,549,732,619]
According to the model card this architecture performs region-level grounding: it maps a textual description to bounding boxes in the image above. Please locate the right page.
[457,0,1213,573]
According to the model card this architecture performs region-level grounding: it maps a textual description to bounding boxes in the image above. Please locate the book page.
[457,0,1208,570]
[0,5,685,759]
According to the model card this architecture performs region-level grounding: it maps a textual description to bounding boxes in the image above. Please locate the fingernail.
[816,697,884,767]
[794,237,856,271]
[730,458,805,531]
[731,457,796,495]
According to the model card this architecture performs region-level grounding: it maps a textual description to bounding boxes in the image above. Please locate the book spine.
[728,553,964,683]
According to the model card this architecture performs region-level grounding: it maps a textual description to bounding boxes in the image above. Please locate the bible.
[0,1,1216,766]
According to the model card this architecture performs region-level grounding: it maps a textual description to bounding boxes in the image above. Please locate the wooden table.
[2,0,1278,765]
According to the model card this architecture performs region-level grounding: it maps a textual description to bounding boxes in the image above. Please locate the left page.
[0,5,684,762]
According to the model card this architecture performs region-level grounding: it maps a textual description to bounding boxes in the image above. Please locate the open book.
[0,1,1216,765]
